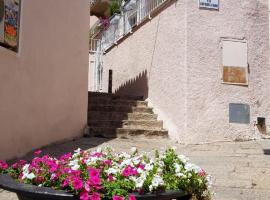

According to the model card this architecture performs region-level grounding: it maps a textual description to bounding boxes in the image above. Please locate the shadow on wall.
[114,70,149,100]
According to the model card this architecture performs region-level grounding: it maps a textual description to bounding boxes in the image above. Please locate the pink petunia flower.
[88,168,100,178]
[80,190,89,200]
[129,195,137,200]
[61,178,69,188]
[0,161,8,170]
[34,150,42,155]
[122,166,138,177]
[90,192,100,200]
[199,168,206,177]
[112,195,125,200]
[59,153,72,161]
[88,176,101,186]
[72,177,84,190]
[12,163,18,169]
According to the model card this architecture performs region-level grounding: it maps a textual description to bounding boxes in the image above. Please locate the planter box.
[0,174,192,200]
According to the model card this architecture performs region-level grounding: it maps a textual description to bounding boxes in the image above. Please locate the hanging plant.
[99,17,110,30]
[110,0,121,17]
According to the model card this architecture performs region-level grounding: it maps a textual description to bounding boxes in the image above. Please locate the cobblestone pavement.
[1,137,270,200]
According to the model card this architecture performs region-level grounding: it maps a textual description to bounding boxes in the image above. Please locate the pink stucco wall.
[0,0,89,160]
[101,0,270,143]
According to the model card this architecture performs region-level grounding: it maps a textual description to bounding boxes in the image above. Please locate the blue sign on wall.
[199,0,219,10]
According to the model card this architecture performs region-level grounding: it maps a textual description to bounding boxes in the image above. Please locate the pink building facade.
[90,0,270,143]
[0,0,89,160]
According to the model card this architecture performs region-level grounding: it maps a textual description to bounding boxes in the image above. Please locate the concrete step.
[88,105,153,114]
[88,112,157,121]
[89,99,148,107]
[88,92,143,101]
[122,120,163,130]
[85,127,168,139]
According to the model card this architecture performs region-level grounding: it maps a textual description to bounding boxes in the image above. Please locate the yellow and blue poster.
[4,0,20,50]
[0,0,20,51]
[0,0,4,43]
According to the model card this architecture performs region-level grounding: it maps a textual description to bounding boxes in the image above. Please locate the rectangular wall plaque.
[199,0,219,10]
[229,103,250,124]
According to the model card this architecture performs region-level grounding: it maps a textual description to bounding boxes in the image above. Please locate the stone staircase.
[86,92,168,138]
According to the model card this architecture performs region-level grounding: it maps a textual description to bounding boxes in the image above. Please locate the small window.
[222,39,248,85]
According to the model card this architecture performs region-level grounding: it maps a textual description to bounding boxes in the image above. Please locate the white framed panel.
[222,39,248,85]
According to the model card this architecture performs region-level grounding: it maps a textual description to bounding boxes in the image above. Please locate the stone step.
[89,99,148,107]
[127,113,158,121]
[88,120,123,128]
[117,128,168,139]
[88,105,153,114]
[88,120,163,130]
[88,111,128,121]
[88,112,157,121]
[88,92,143,101]
[122,120,163,130]
[85,127,168,139]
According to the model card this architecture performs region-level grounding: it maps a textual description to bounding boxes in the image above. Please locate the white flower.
[22,165,36,180]
[119,152,131,159]
[68,159,80,170]
[176,172,185,178]
[134,177,145,188]
[151,174,164,188]
[185,163,200,173]
[105,167,119,175]
[119,158,132,168]
[25,173,35,180]
[178,155,189,164]
[130,147,137,154]
[145,163,153,171]
[158,161,164,167]
[137,168,144,174]
[174,163,181,173]
[72,148,81,158]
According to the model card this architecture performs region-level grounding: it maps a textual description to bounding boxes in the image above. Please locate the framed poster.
[0,0,4,43]
[199,0,219,10]
[0,0,20,52]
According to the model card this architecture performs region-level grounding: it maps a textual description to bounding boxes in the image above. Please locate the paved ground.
[1,137,270,200]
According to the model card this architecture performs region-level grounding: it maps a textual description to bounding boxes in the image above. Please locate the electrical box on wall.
[229,103,250,124]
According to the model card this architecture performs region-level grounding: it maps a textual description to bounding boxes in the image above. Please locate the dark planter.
[0,174,192,200]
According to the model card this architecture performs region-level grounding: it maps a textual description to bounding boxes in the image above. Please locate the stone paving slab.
[0,137,270,200]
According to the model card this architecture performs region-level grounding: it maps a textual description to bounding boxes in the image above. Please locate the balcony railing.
[100,0,167,51]
[89,39,101,53]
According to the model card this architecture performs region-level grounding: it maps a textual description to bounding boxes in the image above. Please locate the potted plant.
[0,147,212,200]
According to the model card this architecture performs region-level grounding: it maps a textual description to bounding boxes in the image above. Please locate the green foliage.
[110,0,121,17]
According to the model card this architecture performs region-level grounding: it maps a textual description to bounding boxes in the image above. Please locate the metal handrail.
[100,0,168,51]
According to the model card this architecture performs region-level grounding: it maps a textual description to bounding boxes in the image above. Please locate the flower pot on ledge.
[0,174,192,200]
